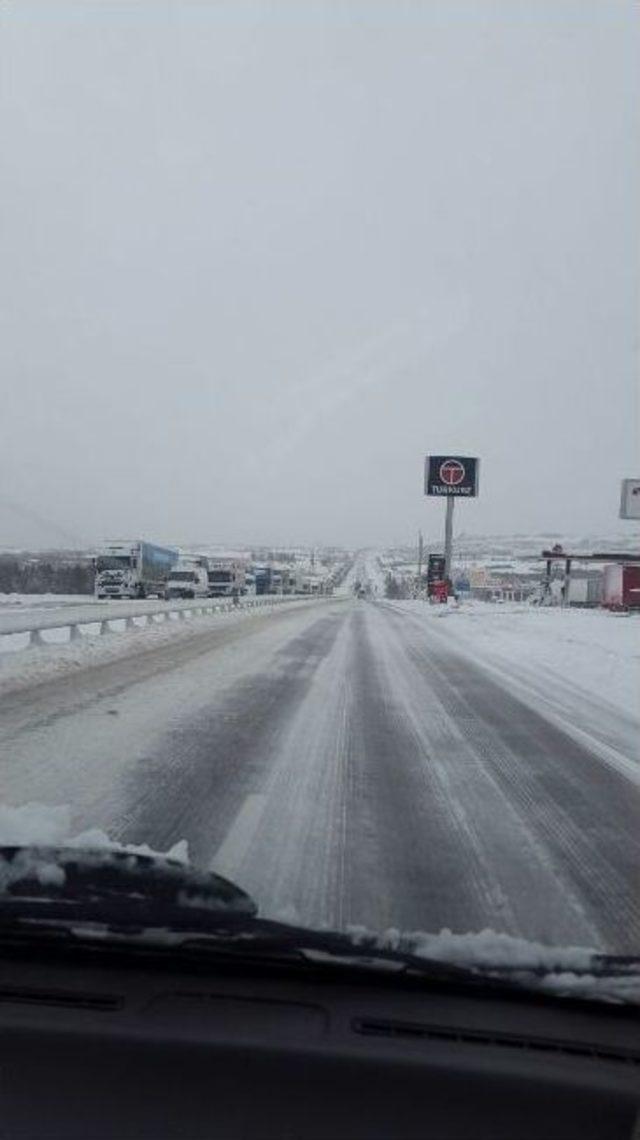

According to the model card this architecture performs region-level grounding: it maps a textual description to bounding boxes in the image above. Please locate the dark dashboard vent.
[0,986,122,1011]
[353,1018,640,1067]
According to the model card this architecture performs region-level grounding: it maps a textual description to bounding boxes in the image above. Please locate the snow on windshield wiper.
[0,846,478,982]
[0,845,256,932]
[2,847,639,1005]
[0,846,508,989]
[341,926,640,1005]
[344,925,640,980]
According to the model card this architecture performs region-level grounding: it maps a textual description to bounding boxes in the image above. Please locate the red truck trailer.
[602,563,640,610]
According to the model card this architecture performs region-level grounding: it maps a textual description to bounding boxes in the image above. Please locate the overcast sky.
[1,0,638,549]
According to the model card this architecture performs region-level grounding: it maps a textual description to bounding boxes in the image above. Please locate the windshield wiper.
[0,845,256,932]
[0,846,498,987]
[1,846,638,1001]
[0,845,477,983]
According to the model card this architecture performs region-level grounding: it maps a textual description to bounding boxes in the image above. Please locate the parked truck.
[95,540,178,599]
[603,563,640,610]
[565,575,603,607]
[166,557,209,600]
[253,564,283,595]
[206,558,247,598]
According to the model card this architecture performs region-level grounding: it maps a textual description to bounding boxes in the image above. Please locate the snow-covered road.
[1,597,638,953]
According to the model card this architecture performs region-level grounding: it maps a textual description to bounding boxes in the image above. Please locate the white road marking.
[210,793,268,879]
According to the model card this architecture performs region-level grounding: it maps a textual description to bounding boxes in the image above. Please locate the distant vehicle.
[299,573,325,595]
[95,541,178,599]
[207,558,247,598]
[166,558,209,600]
[277,566,298,594]
[603,563,640,610]
[270,568,284,594]
[566,576,602,607]
[253,564,283,595]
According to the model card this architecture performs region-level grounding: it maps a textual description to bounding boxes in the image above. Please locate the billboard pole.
[444,497,455,580]
[424,455,479,589]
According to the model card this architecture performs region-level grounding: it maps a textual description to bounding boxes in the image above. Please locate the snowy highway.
[1,593,638,954]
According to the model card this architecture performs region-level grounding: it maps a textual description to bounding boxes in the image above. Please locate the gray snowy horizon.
[1,1,638,549]
[0,528,636,560]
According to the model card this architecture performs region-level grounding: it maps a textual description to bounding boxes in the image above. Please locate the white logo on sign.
[439,459,465,486]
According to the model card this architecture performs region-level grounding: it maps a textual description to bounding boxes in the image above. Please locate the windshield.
[96,556,131,572]
[0,0,638,1004]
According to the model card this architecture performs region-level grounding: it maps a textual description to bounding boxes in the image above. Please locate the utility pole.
[417,530,423,581]
[444,498,455,580]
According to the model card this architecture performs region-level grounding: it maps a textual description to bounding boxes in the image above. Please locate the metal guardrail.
[1,595,320,650]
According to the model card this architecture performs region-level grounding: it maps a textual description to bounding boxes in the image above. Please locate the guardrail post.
[69,624,82,642]
[99,620,110,635]
[178,610,186,621]
[125,616,136,630]
[28,629,45,648]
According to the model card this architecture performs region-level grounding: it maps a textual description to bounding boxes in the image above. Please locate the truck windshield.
[208,571,232,582]
[96,557,130,571]
[171,572,196,582]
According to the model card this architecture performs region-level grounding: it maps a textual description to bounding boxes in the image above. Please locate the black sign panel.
[427,554,446,583]
[424,455,479,497]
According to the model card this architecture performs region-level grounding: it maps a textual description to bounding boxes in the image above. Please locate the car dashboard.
[1,942,639,1139]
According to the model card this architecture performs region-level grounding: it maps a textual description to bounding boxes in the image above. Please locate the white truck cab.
[166,559,209,600]
[95,541,178,599]
[206,559,247,598]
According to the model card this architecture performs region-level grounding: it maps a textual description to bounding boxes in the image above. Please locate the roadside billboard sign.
[619,479,640,520]
[424,456,479,497]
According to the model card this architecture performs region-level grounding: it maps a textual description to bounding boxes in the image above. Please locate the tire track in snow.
[375,602,640,952]
[222,607,356,928]
[111,611,347,867]
[354,604,599,945]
